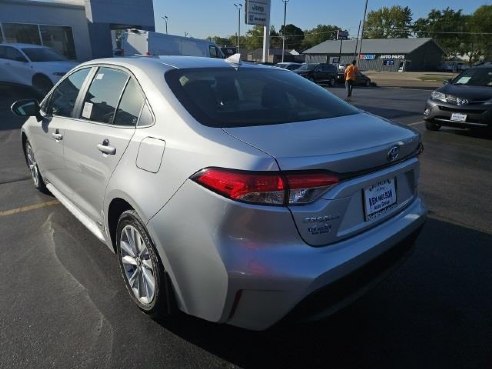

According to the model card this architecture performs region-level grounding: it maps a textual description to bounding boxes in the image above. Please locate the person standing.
[344,60,358,99]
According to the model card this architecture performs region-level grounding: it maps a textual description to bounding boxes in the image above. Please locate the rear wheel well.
[108,198,133,252]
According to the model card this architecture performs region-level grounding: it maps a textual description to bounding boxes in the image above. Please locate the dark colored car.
[423,65,492,131]
[294,63,338,86]
[337,70,372,86]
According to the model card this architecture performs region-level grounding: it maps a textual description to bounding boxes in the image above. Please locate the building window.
[2,23,41,45]
[0,22,76,60]
[40,25,76,60]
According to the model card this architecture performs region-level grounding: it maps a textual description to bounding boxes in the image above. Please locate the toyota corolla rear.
[147,62,427,331]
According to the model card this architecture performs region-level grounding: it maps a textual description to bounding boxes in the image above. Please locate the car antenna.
[225,53,242,68]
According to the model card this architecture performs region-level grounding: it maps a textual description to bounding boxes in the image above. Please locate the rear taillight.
[191,168,339,206]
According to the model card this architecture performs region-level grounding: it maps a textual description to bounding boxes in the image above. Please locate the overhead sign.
[336,30,349,40]
[359,54,376,60]
[245,0,271,26]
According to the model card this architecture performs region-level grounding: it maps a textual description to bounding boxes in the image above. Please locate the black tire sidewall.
[116,210,166,315]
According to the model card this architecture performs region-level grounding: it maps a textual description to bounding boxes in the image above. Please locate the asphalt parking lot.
[0,83,491,369]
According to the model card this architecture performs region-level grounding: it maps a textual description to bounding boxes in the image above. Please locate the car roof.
[81,55,280,72]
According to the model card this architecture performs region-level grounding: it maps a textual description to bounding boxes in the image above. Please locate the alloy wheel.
[26,143,40,187]
[119,224,156,304]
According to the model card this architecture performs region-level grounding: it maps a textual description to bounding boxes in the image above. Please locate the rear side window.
[114,77,145,126]
[45,68,90,117]
[81,67,129,124]
[165,67,358,128]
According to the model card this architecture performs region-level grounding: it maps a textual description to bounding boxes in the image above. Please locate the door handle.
[97,139,116,155]
[52,132,63,140]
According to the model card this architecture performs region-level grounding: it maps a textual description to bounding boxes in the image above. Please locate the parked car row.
[274,62,373,87]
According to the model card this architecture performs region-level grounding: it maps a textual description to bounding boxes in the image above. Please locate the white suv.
[0,43,78,95]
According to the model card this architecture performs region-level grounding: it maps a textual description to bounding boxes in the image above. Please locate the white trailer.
[120,30,224,58]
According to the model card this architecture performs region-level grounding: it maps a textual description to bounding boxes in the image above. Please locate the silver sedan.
[12,55,427,330]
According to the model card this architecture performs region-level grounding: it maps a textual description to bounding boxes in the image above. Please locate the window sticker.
[456,76,471,84]
[82,102,93,119]
[95,73,104,80]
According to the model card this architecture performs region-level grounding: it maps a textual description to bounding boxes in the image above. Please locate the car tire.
[25,140,48,193]
[32,74,53,97]
[116,210,176,319]
[365,80,371,87]
[329,77,335,87]
[425,121,441,131]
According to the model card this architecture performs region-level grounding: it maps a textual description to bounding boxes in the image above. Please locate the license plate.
[451,113,467,122]
[364,178,397,221]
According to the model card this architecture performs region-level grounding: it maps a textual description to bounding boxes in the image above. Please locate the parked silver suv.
[13,56,426,330]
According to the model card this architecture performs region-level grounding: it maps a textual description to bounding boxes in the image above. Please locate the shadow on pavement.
[157,217,492,369]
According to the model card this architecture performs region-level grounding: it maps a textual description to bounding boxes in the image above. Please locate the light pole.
[234,3,242,53]
[281,0,290,63]
[161,16,168,34]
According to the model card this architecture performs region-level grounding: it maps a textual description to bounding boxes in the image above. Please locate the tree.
[279,24,304,50]
[301,24,341,51]
[469,5,492,62]
[364,6,413,38]
[413,8,469,57]
[243,25,265,50]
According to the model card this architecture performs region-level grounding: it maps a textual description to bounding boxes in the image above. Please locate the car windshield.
[165,67,358,128]
[452,68,492,87]
[22,47,67,62]
[296,63,316,71]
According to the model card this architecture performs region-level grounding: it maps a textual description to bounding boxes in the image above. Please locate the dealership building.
[303,38,445,72]
[0,0,155,61]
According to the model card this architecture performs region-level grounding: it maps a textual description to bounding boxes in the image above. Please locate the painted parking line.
[0,200,59,217]
[408,121,425,126]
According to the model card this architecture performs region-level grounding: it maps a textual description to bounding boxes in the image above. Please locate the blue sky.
[153,0,488,39]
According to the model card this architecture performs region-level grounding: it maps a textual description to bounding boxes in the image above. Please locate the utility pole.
[354,20,361,58]
[281,0,290,63]
[358,0,369,61]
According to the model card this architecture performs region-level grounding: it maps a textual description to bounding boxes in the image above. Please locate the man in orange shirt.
[344,59,359,99]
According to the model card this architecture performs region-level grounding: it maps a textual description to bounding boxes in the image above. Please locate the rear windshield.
[165,67,358,128]
[451,68,492,87]
[22,47,67,62]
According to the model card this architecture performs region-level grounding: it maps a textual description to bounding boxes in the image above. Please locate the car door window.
[5,47,28,62]
[81,67,129,124]
[113,77,145,126]
[43,68,91,117]
[0,46,7,59]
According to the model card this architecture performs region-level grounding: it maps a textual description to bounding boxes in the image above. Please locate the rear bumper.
[225,197,426,330]
[424,99,492,128]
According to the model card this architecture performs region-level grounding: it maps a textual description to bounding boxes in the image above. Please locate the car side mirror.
[443,79,451,85]
[11,99,43,122]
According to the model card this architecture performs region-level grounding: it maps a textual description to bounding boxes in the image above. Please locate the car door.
[31,67,93,197]
[0,46,32,85]
[62,66,144,225]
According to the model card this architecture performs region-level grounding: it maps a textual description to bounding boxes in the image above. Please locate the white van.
[120,30,224,58]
